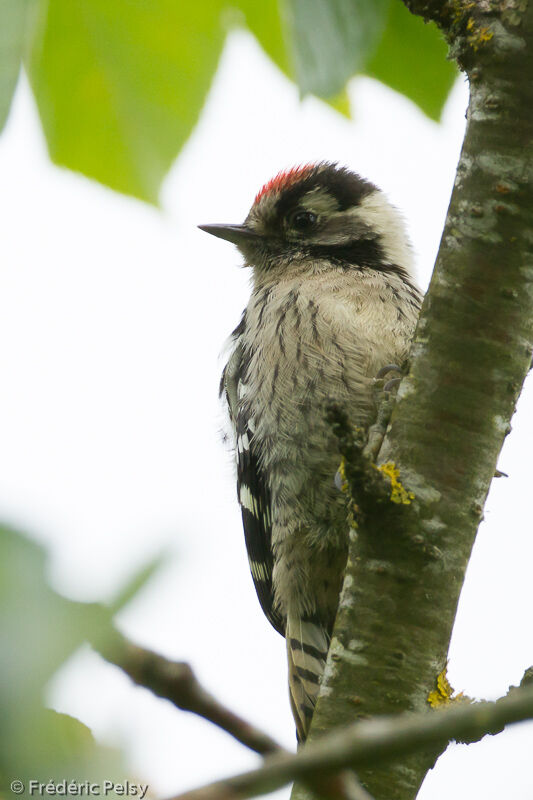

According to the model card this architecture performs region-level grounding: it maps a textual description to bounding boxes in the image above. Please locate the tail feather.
[286,616,330,741]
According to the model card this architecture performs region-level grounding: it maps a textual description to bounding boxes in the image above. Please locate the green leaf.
[0,528,131,794]
[238,0,292,78]
[366,0,458,121]
[0,527,111,706]
[326,87,352,118]
[23,0,458,202]
[110,552,166,614]
[282,0,390,98]
[3,709,129,797]
[26,0,227,203]
[0,0,32,131]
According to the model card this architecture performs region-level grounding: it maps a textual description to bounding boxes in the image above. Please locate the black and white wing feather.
[221,325,285,637]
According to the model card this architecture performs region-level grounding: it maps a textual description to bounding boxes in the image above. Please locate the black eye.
[289,210,318,231]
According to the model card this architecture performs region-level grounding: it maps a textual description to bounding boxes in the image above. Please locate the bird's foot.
[364,364,405,462]
[375,363,404,392]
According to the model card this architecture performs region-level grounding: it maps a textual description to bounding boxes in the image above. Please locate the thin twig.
[92,626,281,756]
[92,626,369,800]
[165,675,533,800]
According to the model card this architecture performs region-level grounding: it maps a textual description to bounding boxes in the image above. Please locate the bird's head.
[199,162,414,281]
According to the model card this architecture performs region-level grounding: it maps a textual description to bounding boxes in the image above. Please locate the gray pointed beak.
[198,223,260,246]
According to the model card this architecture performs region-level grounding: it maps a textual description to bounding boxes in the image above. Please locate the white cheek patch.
[354,191,414,273]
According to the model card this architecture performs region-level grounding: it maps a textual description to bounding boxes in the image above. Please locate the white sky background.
[1,28,533,800]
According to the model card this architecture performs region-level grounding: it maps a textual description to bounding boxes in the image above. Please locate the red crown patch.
[254,164,316,204]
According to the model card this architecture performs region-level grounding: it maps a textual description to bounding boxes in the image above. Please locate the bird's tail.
[286,614,330,741]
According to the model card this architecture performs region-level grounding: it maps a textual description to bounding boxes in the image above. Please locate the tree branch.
[298,2,533,798]
[399,0,455,28]
[170,677,533,800]
[92,626,282,757]
[92,626,368,800]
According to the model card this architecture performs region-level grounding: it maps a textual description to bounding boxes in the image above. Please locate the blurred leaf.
[0,527,109,705]
[282,0,390,98]
[22,0,458,202]
[3,709,130,798]
[0,527,134,795]
[239,0,291,77]
[44,709,95,754]
[26,0,227,203]
[326,88,352,117]
[366,0,458,121]
[110,552,166,614]
[242,0,456,119]
[238,1,352,116]
[0,0,32,131]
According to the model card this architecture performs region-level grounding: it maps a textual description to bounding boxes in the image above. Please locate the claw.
[375,364,403,380]
[384,377,402,392]
[494,469,508,478]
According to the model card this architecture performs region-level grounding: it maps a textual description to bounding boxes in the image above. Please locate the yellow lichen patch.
[347,499,359,531]
[475,26,493,44]
[377,462,415,505]
[337,456,349,493]
[466,17,494,49]
[428,667,466,708]
[337,456,359,529]
[450,0,475,25]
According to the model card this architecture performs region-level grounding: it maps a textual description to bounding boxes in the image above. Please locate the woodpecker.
[200,162,423,741]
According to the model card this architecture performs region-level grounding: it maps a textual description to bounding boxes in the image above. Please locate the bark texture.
[293,2,533,798]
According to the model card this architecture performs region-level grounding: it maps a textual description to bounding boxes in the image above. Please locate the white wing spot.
[239,484,259,517]
[237,432,250,454]
[249,559,270,582]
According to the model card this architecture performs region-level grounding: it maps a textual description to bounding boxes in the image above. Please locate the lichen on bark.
[292,2,533,798]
